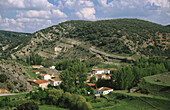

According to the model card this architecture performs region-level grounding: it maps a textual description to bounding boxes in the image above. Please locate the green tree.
[90,76,96,84]
[47,89,63,105]
[60,60,88,93]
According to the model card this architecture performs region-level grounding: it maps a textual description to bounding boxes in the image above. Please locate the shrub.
[0,74,8,83]
[17,101,39,110]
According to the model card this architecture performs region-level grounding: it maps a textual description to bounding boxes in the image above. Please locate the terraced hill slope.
[1,19,170,64]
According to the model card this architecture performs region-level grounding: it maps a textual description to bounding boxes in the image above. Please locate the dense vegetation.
[111,57,169,90]
[28,88,92,110]
[56,19,170,56]
[26,52,43,65]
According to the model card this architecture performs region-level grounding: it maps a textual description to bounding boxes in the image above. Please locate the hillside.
[0,30,31,58]
[1,19,170,64]
[0,59,32,92]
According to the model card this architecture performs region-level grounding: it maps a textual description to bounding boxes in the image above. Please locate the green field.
[139,73,170,98]
[39,105,68,110]
[86,90,170,110]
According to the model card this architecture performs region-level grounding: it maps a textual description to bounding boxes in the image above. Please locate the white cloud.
[0,0,169,32]
[52,9,67,18]
[0,16,24,31]
[148,0,170,8]
[0,0,68,32]
[17,10,51,19]
[76,8,96,19]
[61,0,94,9]
[79,0,94,7]
[0,0,55,10]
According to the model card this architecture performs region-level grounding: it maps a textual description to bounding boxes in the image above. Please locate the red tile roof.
[92,69,104,71]
[87,83,95,86]
[0,89,10,93]
[96,87,113,91]
[27,79,34,82]
[39,74,47,76]
[34,80,49,84]
[32,65,43,68]
[108,68,117,70]
[95,74,105,76]
[34,70,39,72]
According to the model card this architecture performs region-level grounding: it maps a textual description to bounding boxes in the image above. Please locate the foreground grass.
[87,90,170,110]
[39,105,68,110]
[104,90,170,110]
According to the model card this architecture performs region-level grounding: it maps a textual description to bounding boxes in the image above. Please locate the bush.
[0,74,8,83]
[17,101,39,110]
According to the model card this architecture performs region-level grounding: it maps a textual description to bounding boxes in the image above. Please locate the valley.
[0,19,170,110]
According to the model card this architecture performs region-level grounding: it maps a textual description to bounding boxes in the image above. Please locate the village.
[26,65,117,96]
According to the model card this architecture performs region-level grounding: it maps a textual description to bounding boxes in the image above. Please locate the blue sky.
[0,0,169,33]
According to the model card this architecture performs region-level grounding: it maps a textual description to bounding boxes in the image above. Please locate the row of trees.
[26,53,55,67]
[26,52,43,65]
[111,57,169,90]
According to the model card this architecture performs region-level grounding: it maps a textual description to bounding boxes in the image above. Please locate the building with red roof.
[39,74,51,80]
[92,68,117,75]
[95,87,113,95]
[49,76,61,86]
[33,80,50,89]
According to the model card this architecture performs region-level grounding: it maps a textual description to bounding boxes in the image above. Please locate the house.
[49,77,61,86]
[32,65,43,69]
[92,69,108,75]
[33,80,50,89]
[49,66,55,69]
[0,89,10,93]
[39,74,51,80]
[33,70,40,74]
[92,68,117,75]
[47,73,55,78]
[95,74,105,80]
[95,87,113,95]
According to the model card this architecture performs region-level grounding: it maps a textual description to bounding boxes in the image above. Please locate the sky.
[0,0,169,33]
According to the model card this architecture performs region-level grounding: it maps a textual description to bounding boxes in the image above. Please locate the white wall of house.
[40,75,51,80]
[94,70,105,74]
[44,75,51,80]
[94,70,110,74]
[95,89,113,95]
